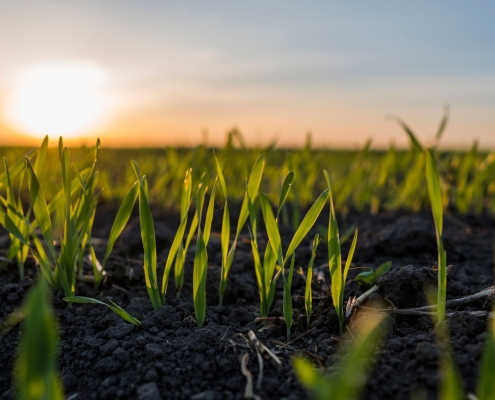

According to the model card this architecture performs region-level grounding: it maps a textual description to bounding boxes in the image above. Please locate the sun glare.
[6,62,107,138]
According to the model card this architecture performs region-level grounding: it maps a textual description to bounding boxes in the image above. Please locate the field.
[1,126,495,400]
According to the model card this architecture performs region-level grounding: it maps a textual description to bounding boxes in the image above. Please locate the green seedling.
[63,296,141,326]
[425,149,447,322]
[324,170,358,335]
[0,136,48,277]
[15,278,63,400]
[293,313,387,400]
[132,160,161,309]
[192,178,216,326]
[283,253,296,340]
[305,233,321,329]
[217,155,267,305]
[170,169,204,299]
[246,168,287,318]
[259,187,329,335]
[354,261,391,286]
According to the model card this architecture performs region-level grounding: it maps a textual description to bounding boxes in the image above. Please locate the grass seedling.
[170,169,203,299]
[217,155,266,305]
[305,233,321,329]
[63,296,141,326]
[293,312,386,400]
[283,253,296,340]
[24,139,102,297]
[0,136,48,277]
[15,278,63,400]
[132,160,162,309]
[259,186,329,334]
[425,149,447,322]
[193,178,216,326]
[324,170,358,335]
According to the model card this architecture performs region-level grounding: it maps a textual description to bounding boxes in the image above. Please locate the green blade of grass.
[162,213,189,299]
[34,135,49,179]
[285,189,329,261]
[305,234,321,329]
[102,180,139,268]
[63,296,141,326]
[137,183,161,309]
[0,148,36,190]
[260,192,284,269]
[193,231,208,326]
[387,115,423,151]
[283,253,296,340]
[132,161,161,309]
[294,313,387,400]
[180,168,192,218]
[247,156,266,202]
[342,228,358,284]
[25,158,56,257]
[426,149,447,322]
[426,149,443,236]
[203,179,217,246]
[277,171,294,219]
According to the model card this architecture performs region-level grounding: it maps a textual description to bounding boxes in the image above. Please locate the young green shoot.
[283,253,296,340]
[217,155,267,305]
[193,178,217,326]
[171,169,204,299]
[305,233,321,329]
[324,169,358,335]
[132,160,161,309]
[425,149,447,322]
[259,187,329,328]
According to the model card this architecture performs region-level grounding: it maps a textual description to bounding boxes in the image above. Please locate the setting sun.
[6,62,107,138]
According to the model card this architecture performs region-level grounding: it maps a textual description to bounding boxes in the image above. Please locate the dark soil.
[0,209,494,400]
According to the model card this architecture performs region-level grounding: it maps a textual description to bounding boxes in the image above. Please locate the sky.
[0,1,494,148]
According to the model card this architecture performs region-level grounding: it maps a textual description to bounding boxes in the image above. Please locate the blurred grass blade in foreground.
[294,312,387,400]
[15,278,63,400]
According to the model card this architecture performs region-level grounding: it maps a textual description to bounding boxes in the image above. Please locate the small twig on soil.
[253,343,264,390]
[345,285,379,319]
[240,354,258,400]
[111,284,130,294]
[404,286,495,312]
[278,327,316,349]
[0,256,13,263]
[301,350,325,367]
[248,330,282,368]
[76,274,96,283]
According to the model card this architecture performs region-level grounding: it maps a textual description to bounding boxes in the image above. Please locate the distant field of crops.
[2,127,494,217]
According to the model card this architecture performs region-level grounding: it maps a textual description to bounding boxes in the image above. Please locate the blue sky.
[1,1,494,147]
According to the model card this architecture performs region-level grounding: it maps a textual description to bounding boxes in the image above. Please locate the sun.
[6,62,107,138]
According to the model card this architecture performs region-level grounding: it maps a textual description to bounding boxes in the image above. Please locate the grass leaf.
[63,296,141,326]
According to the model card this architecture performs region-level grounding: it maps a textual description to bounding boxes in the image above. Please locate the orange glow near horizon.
[5,62,108,140]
